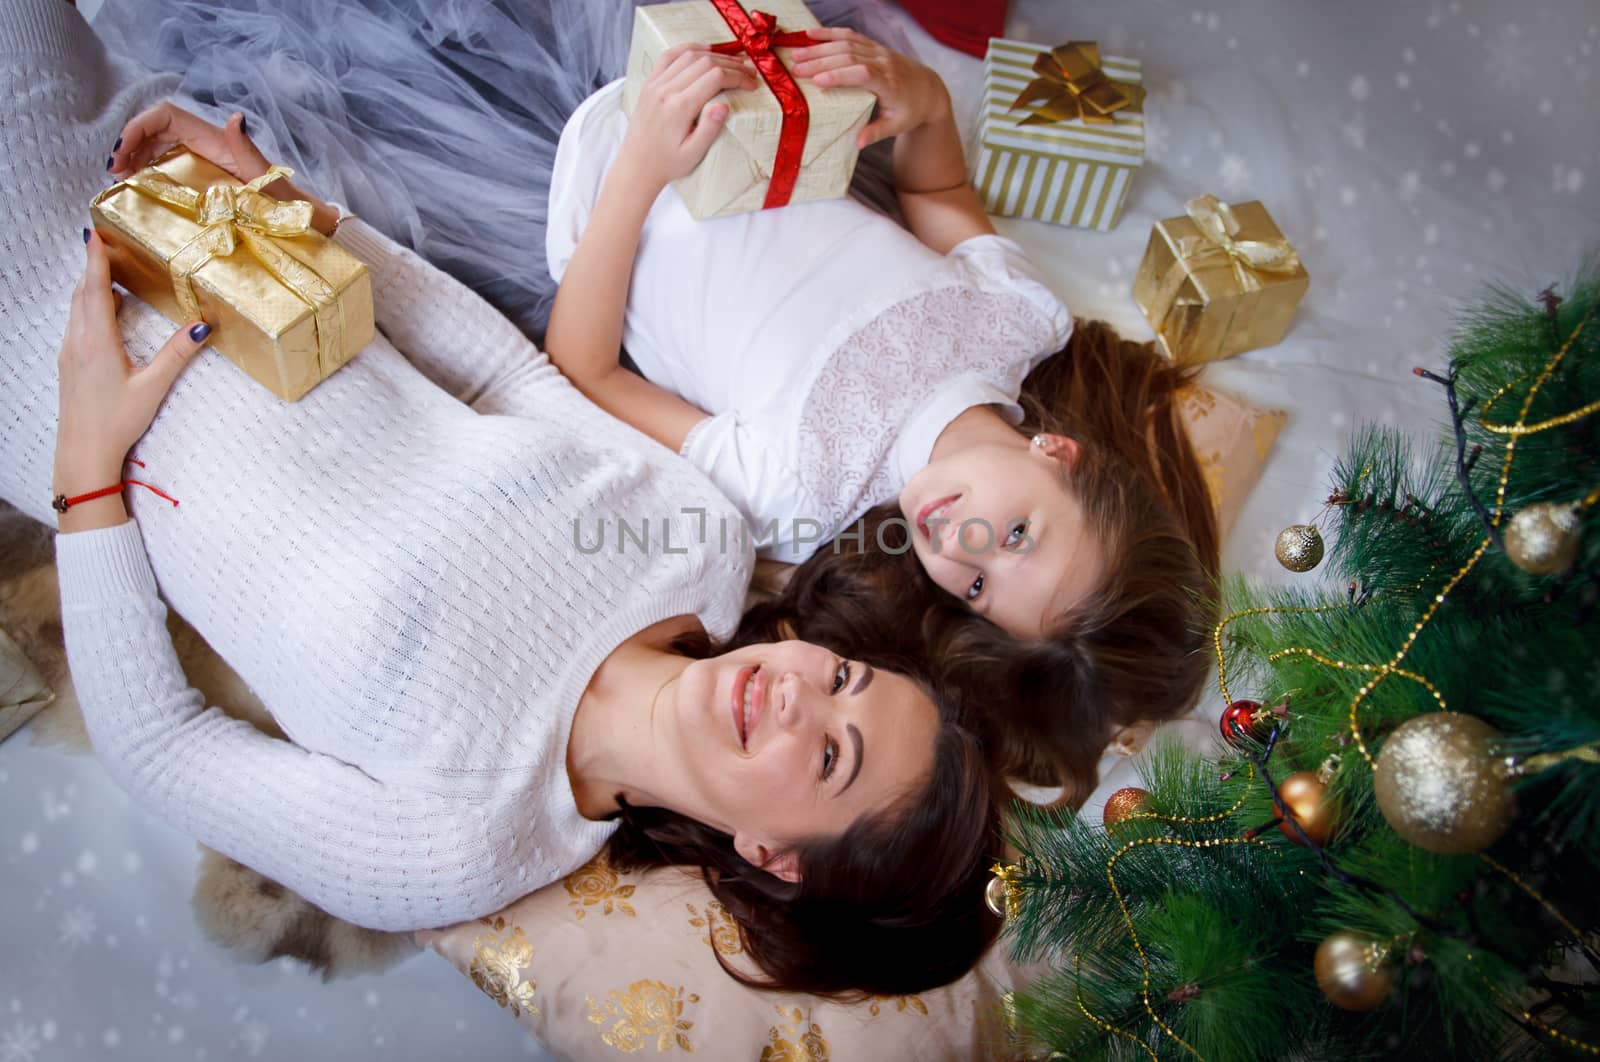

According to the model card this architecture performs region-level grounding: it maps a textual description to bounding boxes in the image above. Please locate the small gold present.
[90,149,374,401]
[622,0,875,220]
[1132,194,1309,364]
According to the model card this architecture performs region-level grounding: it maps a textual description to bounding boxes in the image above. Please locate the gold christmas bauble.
[1373,713,1515,854]
[1314,931,1396,1011]
[1275,770,1338,847]
[1503,502,1582,575]
[1102,786,1152,826]
[1275,524,1325,572]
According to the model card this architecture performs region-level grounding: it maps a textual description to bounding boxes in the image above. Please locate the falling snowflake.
[1486,24,1535,89]
[1341,114,1367,151]
[1349,74,1371,101]
[39,789,69,823]
[0,1023,40,1062]
[59,906,96,948]
[1218,154,1252,193]
[1399,170,1422,201]
[240,1021,269,1057]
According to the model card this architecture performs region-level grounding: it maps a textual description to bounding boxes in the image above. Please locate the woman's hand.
[108,102,342,237]
[54,233,209,532]
[617,45,759,194]
[789,28,951,149]
[110,101,272,184]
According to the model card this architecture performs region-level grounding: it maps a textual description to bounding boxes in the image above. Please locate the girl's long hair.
[606,637,1002,999]
[745,320,1221,809]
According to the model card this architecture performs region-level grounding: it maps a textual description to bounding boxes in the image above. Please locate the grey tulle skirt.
[92,0,910,342]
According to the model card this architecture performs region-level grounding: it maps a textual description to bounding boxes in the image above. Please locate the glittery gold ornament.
[1274,524,1325,572]
[1503,502,1582,575]
[1102,786,1152,826]
[1275,770,1338,847]
[1373,713,1515,854]
[1313,931,1396,1011]
[985,864,1022,920]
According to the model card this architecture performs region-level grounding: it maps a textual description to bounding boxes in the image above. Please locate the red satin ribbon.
[707,2,818,209]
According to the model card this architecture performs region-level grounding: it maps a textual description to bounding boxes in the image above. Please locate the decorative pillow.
[0,624,52,745]
[1176,382,1288,540]
[893,0,1009,58]
[419,855,1026,1060]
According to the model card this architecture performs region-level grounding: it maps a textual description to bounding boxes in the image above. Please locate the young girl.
[544,36,1219,799]
[0,0,999,997]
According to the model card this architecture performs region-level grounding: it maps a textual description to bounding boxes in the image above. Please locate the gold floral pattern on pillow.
[586,980,701,1053]
[760,1007,829,1061]
[1175,382,1288,539]
[565,853,638,920]
[470,916,538,1019]
[685,900,744,956]
[867,994,928,1018]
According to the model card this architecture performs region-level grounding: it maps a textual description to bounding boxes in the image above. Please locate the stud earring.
[1030,434,1046,449]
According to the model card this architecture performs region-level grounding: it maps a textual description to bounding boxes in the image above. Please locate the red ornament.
[1219,699,1264,747]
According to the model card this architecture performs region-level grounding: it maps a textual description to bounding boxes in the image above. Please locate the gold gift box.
[1132,195,1309,364]
[91,149,374,401]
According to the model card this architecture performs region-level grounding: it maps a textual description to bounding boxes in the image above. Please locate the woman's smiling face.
[898,435,1107,639]
[663,640,936,879]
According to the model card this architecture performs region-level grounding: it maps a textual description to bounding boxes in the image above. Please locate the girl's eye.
[831,658,850,694]
[821,736,839,781]
[1005,521,1029,549]
[965,573,985,601]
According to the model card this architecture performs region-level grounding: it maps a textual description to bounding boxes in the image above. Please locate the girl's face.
[898,436,1106,639]
[665,641,936,880]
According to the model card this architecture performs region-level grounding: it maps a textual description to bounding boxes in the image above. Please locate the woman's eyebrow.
[851,663,874,696]
[839,722,864,794]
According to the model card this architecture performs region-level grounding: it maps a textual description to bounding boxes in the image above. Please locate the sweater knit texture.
[0,0,753,932]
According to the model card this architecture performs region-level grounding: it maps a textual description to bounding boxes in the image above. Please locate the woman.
[544,35,1220,800]
[1,0,998,997]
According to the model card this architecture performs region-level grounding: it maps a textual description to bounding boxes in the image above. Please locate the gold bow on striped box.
[91,149,373,401]
[974,38,1145,231]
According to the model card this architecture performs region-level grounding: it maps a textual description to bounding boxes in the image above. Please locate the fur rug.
[0,500,416,979]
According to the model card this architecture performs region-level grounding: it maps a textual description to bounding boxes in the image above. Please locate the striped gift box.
[974,38,1145,231]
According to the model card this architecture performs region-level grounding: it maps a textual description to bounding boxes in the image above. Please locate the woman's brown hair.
[606,637,1002,999]
[747,320,1221,809]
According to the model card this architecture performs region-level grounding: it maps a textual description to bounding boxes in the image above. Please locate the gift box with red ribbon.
[622,0,876,219]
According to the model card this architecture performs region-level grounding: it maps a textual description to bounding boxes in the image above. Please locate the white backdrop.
[2,1,1595,1059]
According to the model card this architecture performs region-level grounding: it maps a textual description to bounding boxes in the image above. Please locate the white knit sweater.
[0,0,753,932]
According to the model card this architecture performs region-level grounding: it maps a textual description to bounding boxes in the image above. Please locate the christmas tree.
[997,271,1600,1060]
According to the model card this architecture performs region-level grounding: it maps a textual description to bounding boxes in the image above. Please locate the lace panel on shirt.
[796,286,1057,536]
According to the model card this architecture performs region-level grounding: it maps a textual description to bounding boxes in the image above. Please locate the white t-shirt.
[548,80,1073,563]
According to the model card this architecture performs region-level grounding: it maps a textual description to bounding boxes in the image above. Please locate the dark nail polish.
[82,228,90,244]
[105,156,114,171]
[239,114,249,136]
[189,322,212,343]
[113,135,122,151]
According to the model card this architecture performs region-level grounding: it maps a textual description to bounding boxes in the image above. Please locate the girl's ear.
[733,835,803,883]
[1029,432,1083,469]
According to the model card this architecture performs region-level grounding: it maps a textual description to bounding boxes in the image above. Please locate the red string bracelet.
[52,458,179,513]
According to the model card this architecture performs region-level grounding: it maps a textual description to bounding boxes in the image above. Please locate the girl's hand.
[54,233,209,529]
[108,102,342,237]
[109,102,272,184]
[789,28,951,149]
[618,45,759,192]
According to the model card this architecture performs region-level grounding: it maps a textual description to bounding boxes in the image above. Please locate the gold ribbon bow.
[1008,41,1145,126]
[118,164,343,366]
[1173,193,1302,295]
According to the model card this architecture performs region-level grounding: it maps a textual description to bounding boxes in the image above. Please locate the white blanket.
[0,0,1593,1058]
